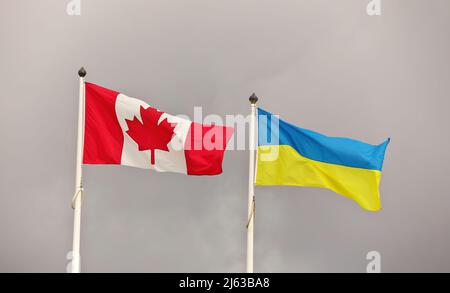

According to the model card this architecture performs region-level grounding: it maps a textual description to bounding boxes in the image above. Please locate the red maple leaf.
[125,106,176,165]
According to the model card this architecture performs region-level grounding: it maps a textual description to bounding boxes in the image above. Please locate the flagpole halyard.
[71,67,86,273]
[247,93,258,273]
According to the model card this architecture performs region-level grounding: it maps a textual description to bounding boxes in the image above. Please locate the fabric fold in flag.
[255,108,390,211]
[83,82,234,175]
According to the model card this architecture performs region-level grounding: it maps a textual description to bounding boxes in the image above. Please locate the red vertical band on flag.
[184,123,234,175]
[83,83,124,164]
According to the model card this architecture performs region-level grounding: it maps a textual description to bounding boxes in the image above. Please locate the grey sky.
[1,0,450,272]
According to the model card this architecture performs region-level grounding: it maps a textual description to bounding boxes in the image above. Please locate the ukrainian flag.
[255,108,390,211]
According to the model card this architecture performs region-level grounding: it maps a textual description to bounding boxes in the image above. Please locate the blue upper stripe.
[257,108,390,171]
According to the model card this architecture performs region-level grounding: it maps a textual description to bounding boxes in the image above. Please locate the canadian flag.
[83,83,234,175]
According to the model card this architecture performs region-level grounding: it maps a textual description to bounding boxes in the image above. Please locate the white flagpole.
[246,93,258,273]
[71,67,86,273]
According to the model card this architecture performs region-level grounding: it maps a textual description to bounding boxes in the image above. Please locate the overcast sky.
[1,0,450,272]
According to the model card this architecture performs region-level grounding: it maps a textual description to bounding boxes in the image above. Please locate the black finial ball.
[78,67,87,77]
[249,93,258,104]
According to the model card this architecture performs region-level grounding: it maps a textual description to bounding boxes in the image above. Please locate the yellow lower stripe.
[256,145,382,211]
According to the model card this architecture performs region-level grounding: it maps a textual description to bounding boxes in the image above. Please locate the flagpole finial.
[249,93,258,104]
[78,67,87,77]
